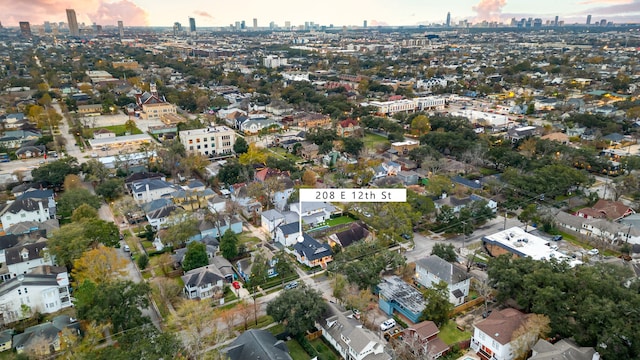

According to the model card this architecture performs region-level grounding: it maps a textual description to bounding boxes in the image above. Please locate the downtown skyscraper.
[66,9,79,36]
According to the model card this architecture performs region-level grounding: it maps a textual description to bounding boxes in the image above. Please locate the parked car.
[123,245,130,252]
[284,281,298,290]
[552,235,563,241]
[352,309,361,320]
[550,244,559,251]
[587,248,599,256]
[380,319,396,331]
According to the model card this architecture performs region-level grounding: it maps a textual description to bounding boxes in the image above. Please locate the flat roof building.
[179,126,236,157]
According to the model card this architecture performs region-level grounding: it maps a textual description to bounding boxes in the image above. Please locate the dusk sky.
[1,0,639,28]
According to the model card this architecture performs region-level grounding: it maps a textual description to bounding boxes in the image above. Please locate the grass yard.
[310,338,340,360]
[439,321,472,345]
[363,131,390,150]
[92,124,142,137]
[286,339,311,360]
[238,234,262,248]
[269,147,302,162]
[325,215,356,227]
[267,323,286,335]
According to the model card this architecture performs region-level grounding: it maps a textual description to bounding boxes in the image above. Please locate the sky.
[0,0,639,28]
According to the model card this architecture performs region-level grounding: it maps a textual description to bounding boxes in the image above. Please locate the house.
[506,126,538,142]
[390,140,419,155]
[435,195,472,213]
[15,145,46,159]
[130,178,178,203]
[124,172,166,192]
[93,128,115,139]
[299,142,320,161]
[377,276,426,324]
[415,255,471,306]
[575,199,635,222]
[181,264,225,300]
[290,202,337,227]
[193,216,243,240]
[5,241,54,279]
[452,175,483,190]
[529,338,600,360]
[337,118,361,137]
[145,203,179,229]
[13,315,80,356]
[275,222,301,246]
[400,320,449,359]
[0,267,72,325]
[0,329,14,352]
[173,243,217,266]
[470,308,529,360]
[261,209,287,235]
[16,189,56,218]
[134,85,177,120]
[328,222,371,248]
[291,234,333,268]
[292,112,332,128]
[170,186,216,211]
[0,198,52,230]
[208,196,228,214]
[210,256,235,283]
[397,170,419,186]
[5,219,59,237]
[317,302,392,360]
[224,329,292,360]
[540,132,569,144]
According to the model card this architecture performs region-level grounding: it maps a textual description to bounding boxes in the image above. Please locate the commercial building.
[66,9,79,37]
[18,22,31,37]
[179,126,235,157]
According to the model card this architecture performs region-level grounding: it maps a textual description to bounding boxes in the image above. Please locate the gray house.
[224,329,292,360]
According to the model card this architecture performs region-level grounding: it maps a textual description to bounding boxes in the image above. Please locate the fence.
[306,330,323,341]
[451,296,485,316]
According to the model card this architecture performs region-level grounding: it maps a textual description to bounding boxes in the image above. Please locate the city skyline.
[1,0,639,28]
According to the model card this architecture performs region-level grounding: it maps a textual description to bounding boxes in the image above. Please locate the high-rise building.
[600,19,607,26]
[19,22,31,37]
[363,20,367,28]
[241,20,245,29]
[253,18,257,29]
[285,21,291,29]
[66,9,79,36]
[554,16,559,26]
[43,21,52,33]
[173,22,182,36]
[118,20,124,38]
[446,12,451,27]
[189,17,196,32]
[269,21,275,30]
[586,15,592,25]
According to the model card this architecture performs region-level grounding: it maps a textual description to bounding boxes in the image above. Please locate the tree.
[57,188,101,219]
[431,243,457,262]
[302,170,317,186]
[63,174,83,190]
[511,314,551,360]
[31,158,79,187]
[411,114,430,135]
[419,281,453,327]
[329,241,406,290]
[95,178,124,201]
[518,204,539,232]
[71,204,98,222]
[83,218,120,247]
[233,136,249,154]
[71,245,129,286]
[220,229,239,260]
[48,223,92,268]
[217,159,254,185]
[162,213,199,247]
[238,143,268,165]
[182,241,209,271]
[267,285,327,336]
[124,119,137,134]
[169,299,225,358]
[74,280,151,333]
[342,137,364,157]
[137,254,149,270]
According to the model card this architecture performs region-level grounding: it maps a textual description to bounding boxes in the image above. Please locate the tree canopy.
[266,285,327,336]
[71,245,128,286]
[31,157,79,187]
[56,187,102,220]
[220,229,239,260]
[182,241,209,271]
[431,243,457,262]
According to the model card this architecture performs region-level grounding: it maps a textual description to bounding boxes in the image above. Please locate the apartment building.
[179,126,236,157]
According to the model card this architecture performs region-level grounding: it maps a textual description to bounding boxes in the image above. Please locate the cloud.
[578,0,633,4]
[580,0,640,15]
[369,20,389,27]
[472,0,507,22]
[194,11,213,19]
[0,0,148,26]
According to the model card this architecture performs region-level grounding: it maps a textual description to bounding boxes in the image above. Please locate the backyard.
[439,321,472,345]
[91,124,143,137]
[363,131,390,150]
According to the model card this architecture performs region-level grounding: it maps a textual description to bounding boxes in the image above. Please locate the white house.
[289,202,337,227]
[415,255,470,306]
[0,267,71,325]
[0,199,51,229]
[5,242,54,279]
[181,265,225,300]
[274,222,301,247]
[470,308,529,360]
[261,209,286,235]
[130,178,178,203]
[317,302,392,360]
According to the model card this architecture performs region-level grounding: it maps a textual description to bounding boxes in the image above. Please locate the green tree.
[266,285,327,336]
[419,281,453,327]
[57,188,101,220]
[95,178,124,201]
[31,157,79,187]
[342,137,364,157]
[83,218,120,247]
[71,203,99,222]
[411,114,430,135]
[248,252,270,288]
[182,241,209,271]
[329,241,405,289]
[137,254,149,270]
[74,280,151,333]
[48,223,92,268]
[431,243,457,262]
[162,213,199,248]
[218,159,254,185]
[233,136,249,154]
[518,204,539,232]
[220,229,239,260]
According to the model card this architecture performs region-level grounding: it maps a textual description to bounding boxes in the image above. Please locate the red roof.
[339,118,359,128]
[475,308,528,346]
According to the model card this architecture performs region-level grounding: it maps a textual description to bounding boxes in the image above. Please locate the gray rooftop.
[415,255,469,285]
[225,329,292,360]
[377,276,425,315]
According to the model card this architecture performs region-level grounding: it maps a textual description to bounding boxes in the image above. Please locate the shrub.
[137,254,149,270]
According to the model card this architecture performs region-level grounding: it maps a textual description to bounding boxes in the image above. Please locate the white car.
[587,248,599,256]
[380,319,396,331]
[123,245,130,252]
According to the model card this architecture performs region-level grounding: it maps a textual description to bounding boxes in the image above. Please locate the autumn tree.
[169,300,225,358]
[71,245,128,286]
[511,314,551,360]
[302,170,317,186]
[411,114,430,135]
[71,203,98,222]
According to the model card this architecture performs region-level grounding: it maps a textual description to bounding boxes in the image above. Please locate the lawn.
[439,321,472,345]
[310,338,340,360]
[286,339,311,360]
[92,124,142,137]
[269,147,302,162]
[363,131,390,150]
[325,216,356,227]
[238,234,262,249]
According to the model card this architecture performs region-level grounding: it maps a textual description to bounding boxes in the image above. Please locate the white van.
[380,319,396,331]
